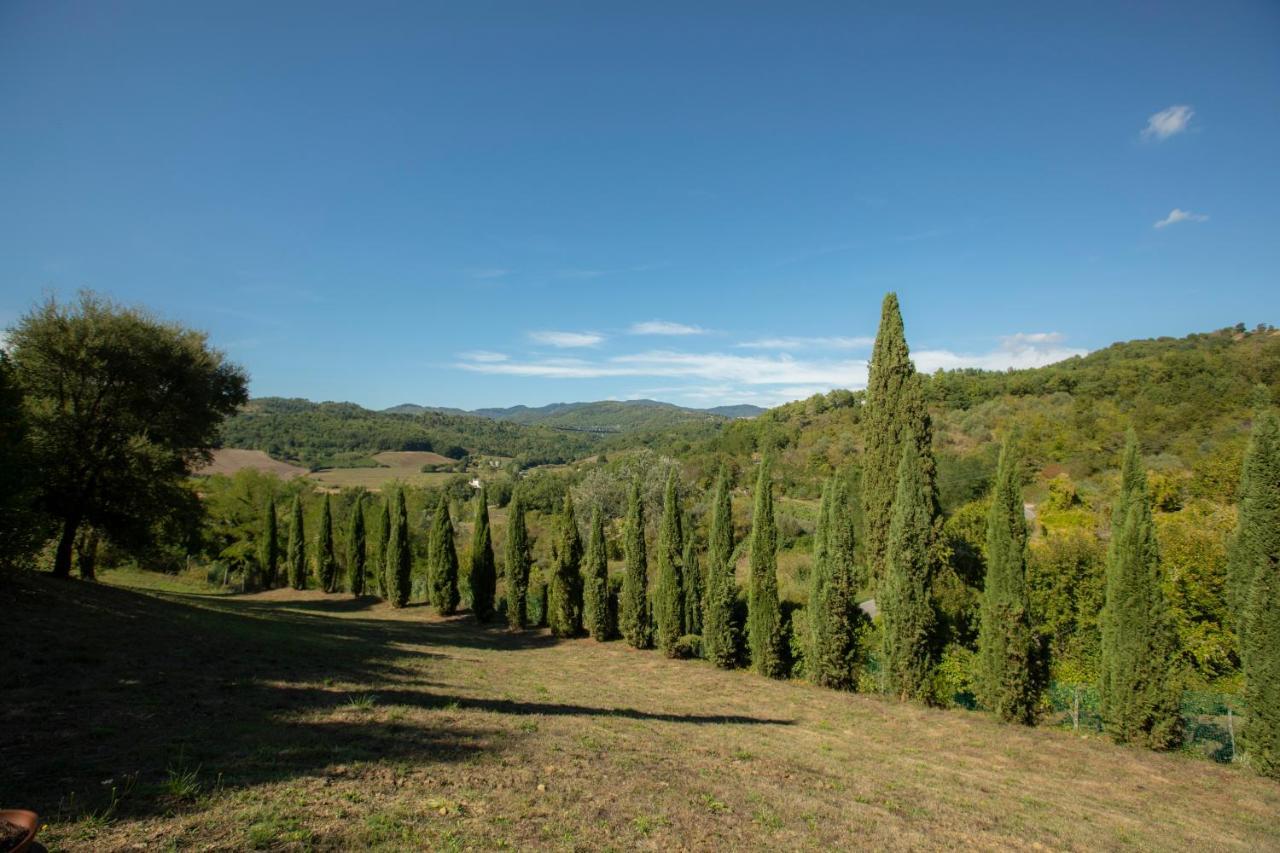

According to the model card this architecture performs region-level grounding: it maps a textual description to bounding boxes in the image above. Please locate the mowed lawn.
[5,573,1280,851]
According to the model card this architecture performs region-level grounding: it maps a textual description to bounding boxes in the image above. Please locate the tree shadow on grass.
[1,574,790,828]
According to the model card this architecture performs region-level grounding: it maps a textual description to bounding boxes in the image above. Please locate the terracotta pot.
[0,810,37,853]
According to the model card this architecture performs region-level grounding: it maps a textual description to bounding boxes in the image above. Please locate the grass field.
[5,571,1279,851]
[198,449,466,490]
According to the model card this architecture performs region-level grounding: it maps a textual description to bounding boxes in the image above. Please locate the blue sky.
[2,1,1278,409]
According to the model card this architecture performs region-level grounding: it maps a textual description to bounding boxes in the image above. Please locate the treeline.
[220,398,597,469]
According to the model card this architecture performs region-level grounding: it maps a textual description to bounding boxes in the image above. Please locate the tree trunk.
[53,517,79,578]
[77,528,99,580]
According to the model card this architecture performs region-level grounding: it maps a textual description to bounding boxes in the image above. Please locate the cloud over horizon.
[528,330,606,348]
[628,320,706,336]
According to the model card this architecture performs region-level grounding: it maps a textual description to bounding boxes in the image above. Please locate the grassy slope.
[5,572,1279,851]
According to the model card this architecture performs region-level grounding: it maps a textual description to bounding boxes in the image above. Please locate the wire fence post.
[1227,707,1236,762]
[1072,685,1080,732]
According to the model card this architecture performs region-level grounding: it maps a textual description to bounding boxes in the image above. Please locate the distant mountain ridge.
[382,398,766,429]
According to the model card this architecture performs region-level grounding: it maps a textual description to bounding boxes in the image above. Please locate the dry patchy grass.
[4,573,1279,851]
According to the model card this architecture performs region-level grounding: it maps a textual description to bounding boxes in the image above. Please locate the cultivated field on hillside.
[198,448,469,490]
[195,448,310,479]
[5,572,1278,851]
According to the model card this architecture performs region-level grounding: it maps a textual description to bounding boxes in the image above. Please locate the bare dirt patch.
[196,448,309,479]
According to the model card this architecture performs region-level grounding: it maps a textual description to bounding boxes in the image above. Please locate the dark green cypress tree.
[809,478,865,689]
[702,468,737,668]
[1227,409,1280,628]
[747,459,784,678]
[504,490,532,629]
[682,529,703,638]
[429,494,461,615]
[976,438,1040,723]
[347,493,366,596]
[1232,409,1280,777]
[385,486,411,608]
[880,437,936,700]
[807,479,834,672]
[620,480,652,648]
[547,493,583,636]
[654,471,686,656]
[316,494,338,593]
[260,495,279,589]
[469,486,497,621]
[287,493,306,590]
[583,506,612,640]
[374,496,391,598]
[861,292,936,587]
[1099,430,1183,748]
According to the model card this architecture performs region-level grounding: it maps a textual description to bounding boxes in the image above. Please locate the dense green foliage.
[259,495,278,589]
[315,495,338,592]
[1228,409,1280,626]
[654,472,686,656]
[682,531,703,638]
[976,439,1041,723]
[880,437,937,700]
[504,490,533,630]
[1099,432,1183,748]
[385,487,411,608]
[861,293,936,585]
[702,469,737,668]
[469,487,497,621]
[8,292,248,577]
[287,494,306,590]
[428,494,460,615]
[374,497,390,598]
[808,478,865,689]
[620,481,652,649]
[0,352,46,571]
[346,493,366,595]
[547,494,583,636]
[583,507,612,640]
[747,460,784,678]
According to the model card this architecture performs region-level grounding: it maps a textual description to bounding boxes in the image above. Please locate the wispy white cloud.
[914,332,1085,372]
[1153,208,1209,229]
[458,350,509,363]
[1142,105,1194,141]
[736,335,874,350]
[528,330,606,348]
[629,320,707,336]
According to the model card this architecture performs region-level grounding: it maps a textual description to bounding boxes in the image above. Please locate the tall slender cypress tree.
[810,478,864,689]
[469,486,497,621]
[1099,430,1183,748]
[287,493,306,590]
[808,479,834,672]
[881,437,936,700]
[260,495,279,589]
[1227,409,1280,627]
[375,496,391,598]
[747,459,784,678]
[316,494,338,593]
[347,492,366,596]
[654,471,686,656]
[682,530,703,638]
[976,438,1040,723]
[547,493,583,636]
[429,494,461,615]
[583,506,612,640]
[703,468,737,668]
[385,486,411,608]
[620,480,652,648]
[504,490,532,629]
[861,292,936,587]
[1231,409,1280,777]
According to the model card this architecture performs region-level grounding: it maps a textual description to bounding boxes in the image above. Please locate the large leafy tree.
[747,459,784,678]
[385,486,411,608]
[976,438,1041,723]
[654,471,686,656]
[619,480,652,649]
[809,477,865,689]
[1099,430,1183,748]
[469,486,497,621]
[7,292,247,577]
[582,506,612,640]
[429,493,460,615]
[287,494,307,590]
[504,489,532,629]
[547,493,583,636]
[316,494,338,593]
[702,468,738,668]
[861,292,935,587]
[881,437,937,701]
[346,492,366,596]
[0,352,47,570]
